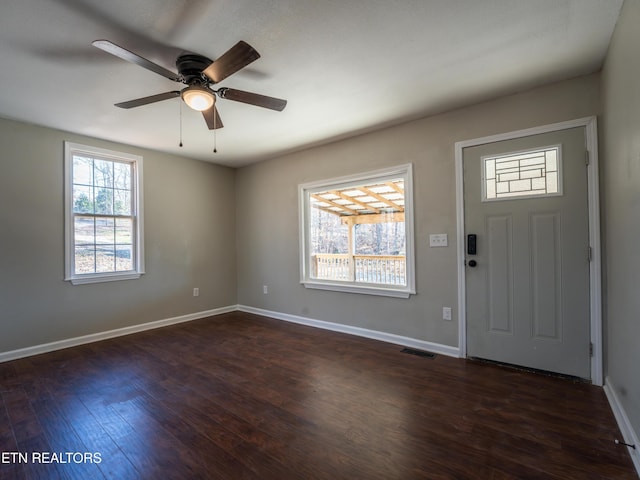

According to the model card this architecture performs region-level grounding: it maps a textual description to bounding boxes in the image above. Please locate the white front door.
[463,127,591,379]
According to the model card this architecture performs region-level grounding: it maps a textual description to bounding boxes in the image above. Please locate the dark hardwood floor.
[0,311,636,479]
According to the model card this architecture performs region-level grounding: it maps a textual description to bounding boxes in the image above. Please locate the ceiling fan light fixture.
[182,85,215,111]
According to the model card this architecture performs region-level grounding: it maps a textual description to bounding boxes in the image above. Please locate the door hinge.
[589,342,594,357]
[588,246,592,262]
[585,150,590,166]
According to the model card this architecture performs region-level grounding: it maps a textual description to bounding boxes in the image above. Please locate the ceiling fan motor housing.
[176,54,213,85]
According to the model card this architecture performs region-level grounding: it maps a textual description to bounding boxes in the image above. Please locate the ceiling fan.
[92,39,287,130]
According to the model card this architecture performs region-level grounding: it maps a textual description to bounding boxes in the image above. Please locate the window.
[482,145,562,201]
[64,142,144,284]
[299,164,415,298]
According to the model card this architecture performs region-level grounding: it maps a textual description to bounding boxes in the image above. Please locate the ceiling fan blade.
[201,105,224,130]
[115,91,181,109]
[92,40,180,82]
[202,41,260,84]
[218,88,287,111]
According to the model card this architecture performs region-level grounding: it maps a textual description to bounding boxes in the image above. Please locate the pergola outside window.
[299,164,415,298]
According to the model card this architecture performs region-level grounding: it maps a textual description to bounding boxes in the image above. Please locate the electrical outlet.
[193,288,199,297]
[443,307,452,321]
[263,285,268,294]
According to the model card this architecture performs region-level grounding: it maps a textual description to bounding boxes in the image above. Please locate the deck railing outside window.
[313,254,406,286]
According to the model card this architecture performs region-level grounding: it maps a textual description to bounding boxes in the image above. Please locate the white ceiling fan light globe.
[182,86,215,111]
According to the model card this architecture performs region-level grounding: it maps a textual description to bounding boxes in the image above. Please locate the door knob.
[468,259,477,267]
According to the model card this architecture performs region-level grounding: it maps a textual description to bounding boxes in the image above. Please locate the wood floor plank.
[52,393,140,480]
[27,394,104,480]
[0,311,635,479]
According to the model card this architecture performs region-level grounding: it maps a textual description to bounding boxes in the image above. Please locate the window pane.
[483,146,561,201]
[485,159,496,180]
[73,214,134,275]
[115,218,133,244]
[74,216,95,244]
[94,188,113,215]
[546,172,558,193]
[114,189,131,215]
[310,208,349,255]
[96,246,115,273]
[73,185,94,213]
[94,159,113,188]
[113,162,131,190]
[310,208,350,281]
[115,245,133,271]
[73,156,93,185]
[95,218,115,244]
[355,222,405,256]
[546,150,558,171]
[75,246,95,274]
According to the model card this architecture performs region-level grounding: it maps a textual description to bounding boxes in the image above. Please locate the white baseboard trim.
[238,305,460,358]
[0,305,237,364]
[604,377,640,476]
[2,304,461,365]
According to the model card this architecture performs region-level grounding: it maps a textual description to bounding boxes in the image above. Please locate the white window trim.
[64,142,145,285]
[298,164,416,298]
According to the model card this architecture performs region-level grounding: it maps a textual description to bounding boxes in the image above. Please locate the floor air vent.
[401,348,436,359]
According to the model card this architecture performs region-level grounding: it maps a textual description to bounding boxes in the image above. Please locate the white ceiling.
[0,0,623,167]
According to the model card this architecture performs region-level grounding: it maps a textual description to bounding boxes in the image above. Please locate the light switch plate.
[429,234,448,247]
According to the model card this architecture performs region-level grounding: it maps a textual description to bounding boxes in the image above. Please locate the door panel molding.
[455,116,602,385]
[530,211,563,342]
[486,215,514,334]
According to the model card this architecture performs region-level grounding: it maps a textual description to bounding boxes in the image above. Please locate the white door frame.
[454,116,602,385]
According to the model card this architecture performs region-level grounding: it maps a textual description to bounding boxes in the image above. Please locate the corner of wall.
[604,377,640,475]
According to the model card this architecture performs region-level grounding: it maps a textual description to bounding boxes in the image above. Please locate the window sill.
[302,280,414,298]
[67,272,143,285]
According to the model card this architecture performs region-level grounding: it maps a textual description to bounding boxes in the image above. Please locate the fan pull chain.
[213,106,217,153]
[179,99,183,147]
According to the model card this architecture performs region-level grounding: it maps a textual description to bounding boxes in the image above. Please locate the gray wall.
[236,73,601,346]
[0,73,606,356]
[601,0,640,443]
[0,118,237,353]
